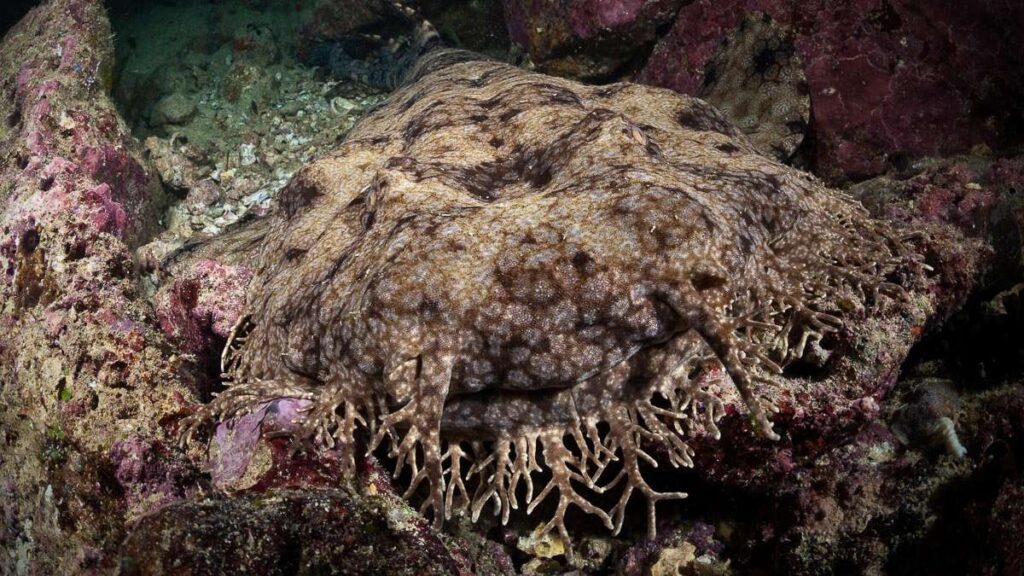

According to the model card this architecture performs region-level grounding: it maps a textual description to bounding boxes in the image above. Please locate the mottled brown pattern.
[699,12,810,161]
[187,49,923,546]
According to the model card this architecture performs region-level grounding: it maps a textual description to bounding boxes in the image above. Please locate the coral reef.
[0,0,199,572]
[117,489,479,576]
[1,0,1022,574]
[0,1,404,573]
[154,258,253,380]
[640,0,1024,179]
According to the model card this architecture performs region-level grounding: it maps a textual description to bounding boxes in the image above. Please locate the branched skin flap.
[187,49,923,546]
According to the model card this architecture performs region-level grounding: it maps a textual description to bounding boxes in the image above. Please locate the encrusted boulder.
[638,0,1024,181]
[118,489,481,576]
[501,0,684,80]
[0,0,197,572]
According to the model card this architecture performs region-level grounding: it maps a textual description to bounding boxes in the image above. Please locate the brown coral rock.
[0,0,197,572]
[190,49,926,546]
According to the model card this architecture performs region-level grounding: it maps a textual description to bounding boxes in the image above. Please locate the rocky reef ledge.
[1,1,1022,575]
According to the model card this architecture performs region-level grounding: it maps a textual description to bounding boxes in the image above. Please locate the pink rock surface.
[109,438,199,517]
[155,258,253,356]
[0,1,198,572]
[638,0,1024,181]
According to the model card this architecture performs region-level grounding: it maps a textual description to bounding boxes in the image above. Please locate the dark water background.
[1,0,41,36]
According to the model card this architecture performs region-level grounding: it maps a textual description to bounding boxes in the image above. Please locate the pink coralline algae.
[502,0,1024,181]
[0,1,198,572]
[109,439,198,517]
[637,0,1024,180]
[850,153,1022,288]
[562,0,646,38]
[210,405,271,489]
[208,398,317,490]
[913,165,1000,235]
[84,184,129,237]
[3,41,161,245]
[155,259,253,356]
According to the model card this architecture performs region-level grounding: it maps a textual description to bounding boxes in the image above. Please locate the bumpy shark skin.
[186,48,923,545]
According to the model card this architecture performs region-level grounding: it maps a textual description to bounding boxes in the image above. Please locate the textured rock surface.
[148,92,195,127]
[696,152,1021,574]
[154,258,254,377]
[502,0,684,80]
[118,489,478,576]
[0,0,198,572]
[638,0,1024,181]
[0,2,443,574]
[297,0,391,58]
[509,0,1024,181]
[850,153,1024,384]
